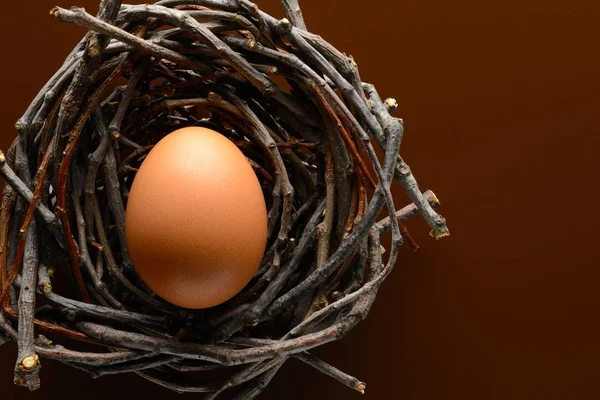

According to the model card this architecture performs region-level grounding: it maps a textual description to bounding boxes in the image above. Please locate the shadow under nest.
[0,0,448,398]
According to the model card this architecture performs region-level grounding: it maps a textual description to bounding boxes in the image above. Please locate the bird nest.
[0,0,448,397]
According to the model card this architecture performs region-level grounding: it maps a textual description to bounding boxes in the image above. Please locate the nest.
[0,0,448,397]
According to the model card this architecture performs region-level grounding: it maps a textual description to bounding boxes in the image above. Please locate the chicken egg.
[125,126,268,309]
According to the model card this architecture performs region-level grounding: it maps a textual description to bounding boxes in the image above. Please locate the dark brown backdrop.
[1,0,599,399]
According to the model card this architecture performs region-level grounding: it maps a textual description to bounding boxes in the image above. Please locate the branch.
[232,359,285,400]
[15,56,79,139]
[295,352,365,394]
[134,369,221,394]
[0,152,56,227]
[308,151,335,315]
[14,222,40,391]
[92,110,134,270]
[280,0,307,30]
[108,60,148,135]
[66,354,179,378]
[376,190,441,233]
[203,358,284,400]
[155,0,240,11]
[316,150,335,269]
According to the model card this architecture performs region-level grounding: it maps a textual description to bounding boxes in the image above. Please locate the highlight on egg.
[124,126,268,309]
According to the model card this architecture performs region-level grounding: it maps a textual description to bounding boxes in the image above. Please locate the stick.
[14,221,40,390]
[0,152,56,227]
[280,0,307,30]
[295,352,365,394]
[376,190,441,233]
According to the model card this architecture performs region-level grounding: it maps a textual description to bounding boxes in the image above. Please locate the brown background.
[1,0,599,399]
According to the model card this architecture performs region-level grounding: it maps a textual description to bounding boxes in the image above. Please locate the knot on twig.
[275,18,293,35]
[356,382,366,394]
[18,355,40,371]
[49,7,60,18]
[385,98,398,114]
[40,282,52,295]
[207,91,222,102]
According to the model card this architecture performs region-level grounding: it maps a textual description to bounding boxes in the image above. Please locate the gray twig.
[14,222,40,390]
[280,0,307,30]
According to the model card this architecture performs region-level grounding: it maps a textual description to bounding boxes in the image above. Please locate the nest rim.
[0,0,448,397]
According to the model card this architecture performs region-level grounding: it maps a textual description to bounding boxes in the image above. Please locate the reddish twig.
[0,132,57,306]
[55,57,127,303]
[312,85,377,189]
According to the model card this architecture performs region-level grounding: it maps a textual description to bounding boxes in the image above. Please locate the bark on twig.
[280,0,307,30]
[14,222,40,390]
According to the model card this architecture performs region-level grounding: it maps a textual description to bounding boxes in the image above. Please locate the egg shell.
[125,127,268,309]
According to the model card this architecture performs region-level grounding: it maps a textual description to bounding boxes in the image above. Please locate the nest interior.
[0,0,448,397]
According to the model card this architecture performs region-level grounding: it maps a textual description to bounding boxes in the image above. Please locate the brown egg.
[125,127,268,309]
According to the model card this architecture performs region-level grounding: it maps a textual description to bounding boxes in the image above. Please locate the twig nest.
[0,0,448,397]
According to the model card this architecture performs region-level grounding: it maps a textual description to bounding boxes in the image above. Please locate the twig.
[84,108,112,240]
[0,152,56,227]
[14,221,40,390]
[108,60,148,136]
[92,110,134,270]
[171,8,262,40]
[203,358,284,400]
[295,352,366,394]
[280,0,307,30]
[135,369,221,394]
[155,0,240,12]
[68,354,180,378]
[316,150,335,269]
[308,150,335,314]
[376,190,441,233]
[232,359,286,400]
[16,57,79,139]
[37,264,51,295]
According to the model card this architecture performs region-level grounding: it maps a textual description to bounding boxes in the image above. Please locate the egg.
[125,127,268,309]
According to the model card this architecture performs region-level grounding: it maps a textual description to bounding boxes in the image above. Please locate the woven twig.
[0,0,448,397]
